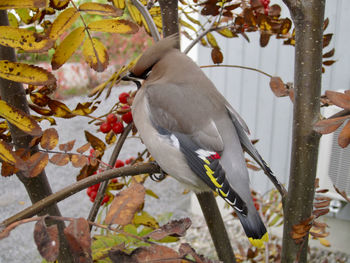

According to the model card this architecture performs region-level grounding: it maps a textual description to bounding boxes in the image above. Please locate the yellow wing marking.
[204,164,222,188]
[248,232,269,248]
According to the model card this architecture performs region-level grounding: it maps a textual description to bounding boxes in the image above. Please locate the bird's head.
[131,34,179,78]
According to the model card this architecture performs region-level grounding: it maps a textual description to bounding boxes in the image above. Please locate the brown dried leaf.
[260,32,271,47]
[71,154,88,168]
[30,92,50,107]
[211,47,223,64]
[323,60,336,66]
[50,0,70,10]
[1,161,18,177]
[0,140,27,170]
[50,153,70,166]
[314,200,331,209]
[323,34,333,48]
[34,219,59,262]
[27,152,49,177]
[64,218,92,263]
[313,208,329,218]
[29,104,53,116]
[338,121,350,148]
[76,143,91,154]
[313,115,350,134]
[59,140,76,152]
[270,76,288,97]
[323,18,329,31]
[310,231,329,238]
[40,128,59,150]
[333,185,350,202]
[323,48,335,58]
[133,244,180,263]
[147,218,192,240]
[85,130,106,154]
[105,183,145,226]
[179,243,220,263]
[291,216,313,240]
[326,90,350,110]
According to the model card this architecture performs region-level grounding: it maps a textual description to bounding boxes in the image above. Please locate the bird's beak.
[121,72,144,90]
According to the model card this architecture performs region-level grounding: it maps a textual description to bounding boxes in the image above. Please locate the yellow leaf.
[180,19,196,32]
[126,1,142,25]
[49,7,80,40]
[319,238,331,247]
[0,26,54,52]
[7,13,19,27]
[111,0,125,10]
[217,28,237,38]
[0,0,47,9]
[51,27,85,70]
[0,140,17,165]
[79,3,122,17]
[48,99,75,118]
[82,38,108,72]
[0,100,42,136]
[0,60,56,86]
[206,32,218,48]
[88,19,138,34]
[16,8,32,24]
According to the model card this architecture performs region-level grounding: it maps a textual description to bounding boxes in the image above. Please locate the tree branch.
[281,1,325,262]
[87,124,133,225]
[1,163,160,228]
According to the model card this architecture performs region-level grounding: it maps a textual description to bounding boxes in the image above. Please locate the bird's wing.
[226,105,278,183]
[145,83,224,151]
[155,125,248,215]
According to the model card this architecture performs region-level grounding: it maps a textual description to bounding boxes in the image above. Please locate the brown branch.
[1,163,160,228]
[87,123,133,225]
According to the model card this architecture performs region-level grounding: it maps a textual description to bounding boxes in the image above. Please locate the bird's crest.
[131,34,179,77]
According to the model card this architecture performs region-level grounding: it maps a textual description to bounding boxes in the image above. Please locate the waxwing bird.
[129,35,274,247]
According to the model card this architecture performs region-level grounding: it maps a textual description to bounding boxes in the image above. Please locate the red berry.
[125,157,135,165]
[122,112,133,124]
[90,191,97,201]
[91,183,100,191]
[115,159,125,168]
[119,92,130,104]
[100,122,112,133]
[107,113,118,124]
[122,105,130,110]
[87,187,93,196]
[254,203,260,211]
[101,195,110,205]
[111,178,118,183]
[112,121,124,134]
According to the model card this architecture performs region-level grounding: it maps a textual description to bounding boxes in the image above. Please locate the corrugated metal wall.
[196,0,350,194]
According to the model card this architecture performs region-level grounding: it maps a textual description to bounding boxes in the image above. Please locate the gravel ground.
[1,87,349,263]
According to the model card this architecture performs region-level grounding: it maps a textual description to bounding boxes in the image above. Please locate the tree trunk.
[281,1,325,262]
[157,2,236,262]
[0,10,73,263]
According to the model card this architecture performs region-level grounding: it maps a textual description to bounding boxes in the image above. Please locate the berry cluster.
[86,182,110,205]
[259,0,270,14]
[86,157,136,204]
[99,92,133,134]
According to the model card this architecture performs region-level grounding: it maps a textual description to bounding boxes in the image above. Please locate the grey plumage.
[130,35,270,247]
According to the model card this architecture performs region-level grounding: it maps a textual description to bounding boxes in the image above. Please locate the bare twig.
[200,64,273,78]
[184,19,216,54]
[87,123,133,225]
[1,163,160,228]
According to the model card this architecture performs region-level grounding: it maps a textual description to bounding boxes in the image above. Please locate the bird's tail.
[237,209,269,248]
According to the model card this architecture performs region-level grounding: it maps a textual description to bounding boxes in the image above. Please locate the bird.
[127,34,273,247]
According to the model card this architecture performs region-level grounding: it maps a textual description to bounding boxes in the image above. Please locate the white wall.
[196,0,350,194]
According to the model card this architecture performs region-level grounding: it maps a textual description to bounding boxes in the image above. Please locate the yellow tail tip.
[248,232,269,248]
